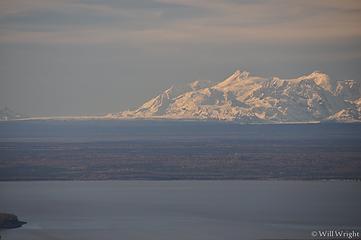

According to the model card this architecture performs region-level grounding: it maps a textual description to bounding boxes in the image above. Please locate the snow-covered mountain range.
[108,70,361,123]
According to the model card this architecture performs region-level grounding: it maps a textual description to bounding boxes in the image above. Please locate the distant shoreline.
[1,177,360,182]
[1,117,361,124]
[1,121,360,182]
[1,178,361,182]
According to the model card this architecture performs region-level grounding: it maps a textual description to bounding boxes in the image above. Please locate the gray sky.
[1,0,361,116]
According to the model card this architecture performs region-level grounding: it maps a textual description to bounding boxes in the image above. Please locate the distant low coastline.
[1,120,360,181]
[2,116,360,124]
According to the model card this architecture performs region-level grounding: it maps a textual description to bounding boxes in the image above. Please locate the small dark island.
[0,213,26,239]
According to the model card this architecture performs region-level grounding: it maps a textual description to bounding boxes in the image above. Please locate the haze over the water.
[1,0,360,116]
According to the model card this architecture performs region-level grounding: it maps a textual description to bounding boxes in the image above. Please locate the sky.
[0,0,361,116]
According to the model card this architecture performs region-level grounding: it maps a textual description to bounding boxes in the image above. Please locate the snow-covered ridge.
[109,70,361,123]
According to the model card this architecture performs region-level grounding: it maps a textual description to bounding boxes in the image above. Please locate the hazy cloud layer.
[1,0,361,44]
[1,0,361,115]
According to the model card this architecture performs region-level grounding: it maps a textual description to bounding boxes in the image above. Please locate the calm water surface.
[1,180,360,240]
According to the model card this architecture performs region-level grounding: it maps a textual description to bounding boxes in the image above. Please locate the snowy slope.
[0,107,24,121]
[109,70,361,123]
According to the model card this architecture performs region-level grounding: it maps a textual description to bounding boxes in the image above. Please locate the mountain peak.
[299,71,334,92]
[214,70,252,91]
[307,70,329,80]
[233,69,250,79]
[233,69,242,78]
